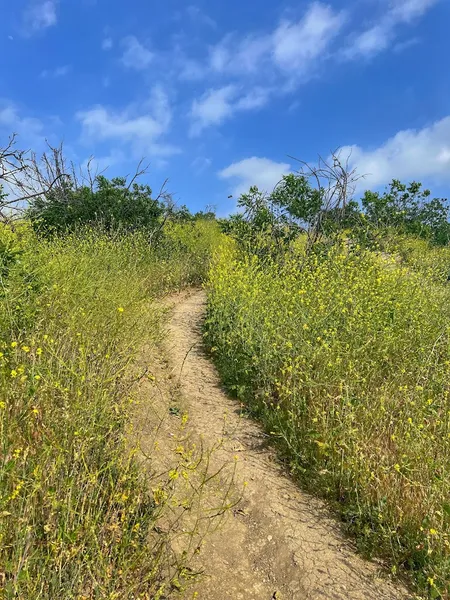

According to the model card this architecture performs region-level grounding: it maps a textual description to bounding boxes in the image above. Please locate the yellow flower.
[21,346,30,353]
[117,306,124,313]
[10,370,18,378]
[36,347,43,355]
[8,480,24,501]
[11,341,18,348]
[429,528,438,536]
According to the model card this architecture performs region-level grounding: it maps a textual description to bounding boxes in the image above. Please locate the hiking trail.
[138,289,411,600]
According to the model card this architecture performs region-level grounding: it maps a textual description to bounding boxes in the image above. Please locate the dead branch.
[288,148,364,250]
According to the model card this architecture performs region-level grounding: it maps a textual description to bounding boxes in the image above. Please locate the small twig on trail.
[178,342,198,378]
[121,367,149,394]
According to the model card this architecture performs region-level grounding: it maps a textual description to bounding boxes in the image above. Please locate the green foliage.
[270,173,322,224]
[223,175,450,254]
[0,224,23,279]
[28,175,165,235]
[222,182,305,256]
[206,240,450,597]
[362,180,450,245]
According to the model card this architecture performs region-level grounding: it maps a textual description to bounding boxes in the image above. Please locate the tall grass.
[0,220,221,599]
[205,239,450,598]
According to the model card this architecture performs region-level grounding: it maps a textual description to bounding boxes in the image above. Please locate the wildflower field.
[205,238,450,597]
[0,220,220,599]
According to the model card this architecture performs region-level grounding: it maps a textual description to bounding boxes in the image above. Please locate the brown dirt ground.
[135,289,413,600]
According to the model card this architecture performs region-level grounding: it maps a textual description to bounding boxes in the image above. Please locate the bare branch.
[126,157,150,190]
[288,148,364,250]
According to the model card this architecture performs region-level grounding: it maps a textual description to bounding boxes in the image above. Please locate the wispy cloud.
[0,103,44,146]
[344,0,440,59]
[204,2,345,80]
[23,0,57,34]
[41,65,70,78]
[121,36,153,70]
[189,85,271,136]
[186,2,346,134]
[219,156,291,197]
[272,3,346,74]
[102,37,113,50]
[76,85,179,158]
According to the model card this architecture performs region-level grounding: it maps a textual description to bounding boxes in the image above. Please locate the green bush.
[28,176,165,236]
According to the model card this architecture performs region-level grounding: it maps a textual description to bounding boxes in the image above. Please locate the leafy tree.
[270,173,323,226]
[361,180,450,244]
[223,185,304,256]
[28,175,165,235]
[193,210,216,221]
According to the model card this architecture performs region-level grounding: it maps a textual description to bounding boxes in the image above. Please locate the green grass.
[205,237,450,598]
[0,221,221,599]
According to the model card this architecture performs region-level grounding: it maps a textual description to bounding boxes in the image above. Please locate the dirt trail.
[145,290,411,600]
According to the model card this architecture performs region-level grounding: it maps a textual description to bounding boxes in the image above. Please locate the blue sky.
[1,0,449,214]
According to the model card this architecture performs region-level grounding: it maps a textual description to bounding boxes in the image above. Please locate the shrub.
[28,176,165,236]
[205,240,450,597]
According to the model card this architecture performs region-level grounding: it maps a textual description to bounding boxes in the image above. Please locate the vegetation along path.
[158,290,411,600]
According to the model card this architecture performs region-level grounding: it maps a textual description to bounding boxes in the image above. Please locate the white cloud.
[121,36,153,70]
[0,103,44,144]
[273,3,346,73]
[186,2,345,133]
[179,0,438,136]
[391,0,440,22]
[189,85,271,136]
[393,37,420,53]
[219,157,291,197]
[209,33,272,76]
[190,86,237,135]
[341,116,450,191]
[235,87,271,110]
[345,0,440,59]
[205,2,344,79]
[41,65,70,78]
[76,86,179,158]
[344,24,392,58]
[23,0,57,34]
[102,37,113,50]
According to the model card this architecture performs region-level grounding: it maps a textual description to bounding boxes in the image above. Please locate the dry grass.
[0,221,222,599]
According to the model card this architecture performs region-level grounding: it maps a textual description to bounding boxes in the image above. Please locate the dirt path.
[142,290,411,600]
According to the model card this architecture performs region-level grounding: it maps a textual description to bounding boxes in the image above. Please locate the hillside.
[1,146,450,599]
